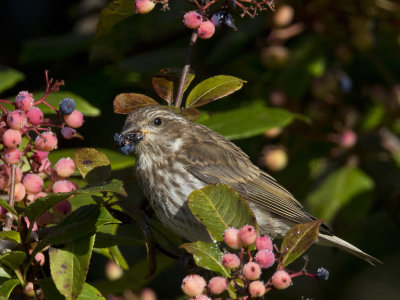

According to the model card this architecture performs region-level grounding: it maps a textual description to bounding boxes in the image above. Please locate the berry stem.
[3,165,17,231]
[174,30,198,108]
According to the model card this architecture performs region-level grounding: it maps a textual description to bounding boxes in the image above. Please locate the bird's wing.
[178,125,332,234]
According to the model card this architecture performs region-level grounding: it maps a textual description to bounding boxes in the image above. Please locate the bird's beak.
[114,126,144,155]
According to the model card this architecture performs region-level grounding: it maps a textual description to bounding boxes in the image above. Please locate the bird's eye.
[154,117,162,126]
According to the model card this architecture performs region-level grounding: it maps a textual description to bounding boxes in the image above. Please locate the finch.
[115,105,381,265]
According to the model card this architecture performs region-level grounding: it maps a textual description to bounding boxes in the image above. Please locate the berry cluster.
[181,225,329,299]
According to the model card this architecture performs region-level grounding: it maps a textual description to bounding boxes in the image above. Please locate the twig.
[175,31,198,108]
[3,165,17,231]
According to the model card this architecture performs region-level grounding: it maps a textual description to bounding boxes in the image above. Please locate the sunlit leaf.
[0,67,24,94]
[188,184,257,242]
[280,220,323,267]
[0,279,20,299]
[0,199,17,216]
[74,148,111,184]
[113,93,159,114]
[0,251,25,270]
[40,278,105,300]
[0,231,20,244]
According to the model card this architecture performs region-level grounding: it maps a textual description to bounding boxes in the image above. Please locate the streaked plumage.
[118,105,381,265]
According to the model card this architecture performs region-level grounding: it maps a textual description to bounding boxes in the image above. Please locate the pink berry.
[339,130,357,148]
[7,110,27,129]
[34,131,57,152]
[194,295,210,300]
[53,200,72,216]
[2,129,22,148]
[64,110,84,128]
[135,0,155,14]
[54,158,75,178]
[239,225,257,247]
[24,216,37,231]
[243,262,262,280]
[271,270,292,290]
[13,182,26,202]
[32,151,49,162]
[224,227,242,249]
[36,211,53,227]
[255,235,273,252]
[208,276,228,295]
[34,252,45,266]
[52,180,77,193]
[197,20,215,39]
[22,174,44,194]
[61,127,76,139]
[34,192,47,200]
[181,274,206,297]
[248,280,266,297]
[26,107,44,125]
[255,250,275,269]
[183,11,203,29]
[1,164,23,183]
[4,148,22,164]
[140,288,157,300]
[221,253,240,269]
[0,205,7,217]
[15,91,34,111]
[105,260,124,281]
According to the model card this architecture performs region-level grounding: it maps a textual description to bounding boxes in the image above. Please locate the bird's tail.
[318,233,382,265]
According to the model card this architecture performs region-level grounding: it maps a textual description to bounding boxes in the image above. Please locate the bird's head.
[114,106,190,156]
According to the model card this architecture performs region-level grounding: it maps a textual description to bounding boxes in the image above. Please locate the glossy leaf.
[113,93,159,114]
[0,67,24,94]
[40,278,105,300]
[152,68,195,105]
[280,220,323,267]
[0,231,20,244]
[0,199,17,216]
[199,103,294,140]
[25,179,127,224]
[185,75,246,108]
[180,241,230,277]
[0,279,20,299]
[49,234,95,299]
[74,148,111,184]
[0,251,25,270]
[188,184,257,242]
[307,166,374,222]
[95,0,136,39]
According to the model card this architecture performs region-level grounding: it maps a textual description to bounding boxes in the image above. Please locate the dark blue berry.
[59,98,76,115]
[114,133,135,155]
[211,11,237,31]
[316,267,329,281]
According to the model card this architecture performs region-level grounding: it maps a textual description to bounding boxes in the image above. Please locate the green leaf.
[40,278,105,300]
[0,251,25,270]
[152,68,195,105]
[186,75,246,108]
[74,148,112,184]
[94,232,143,248]
[188,184,257,242]
[108,246,129,271]
[180,241,230,277]
[0,199,17,216]
[0,67,25,94]
[0,231,20,244]
[113,93,159,114]
[49,234,95,300]
[280,220,323,267]
[307,166,374,222]
[199,102,294,140]
[25,179,126,224]
[95,0,136,39]
[0,279,20,298]
[0,267,11,279]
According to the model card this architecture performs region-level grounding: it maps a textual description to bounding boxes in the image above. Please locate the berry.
[183,11,203,29]
[59,98,76,115]
[262,148,288,172]
[36,211,53,227]
[339,130,357,148]
[316,267,329,281]
[32,151,49,162]
[23,282,35,297]
[1,165,23,187]
[105,260,124,281]
[34,252,45,266]
[223,227,242,249]
[52,180,77,193]
[24,216,37,231]
[0,206,7,217]
[239,225,257,246]
[181,274,206,297]
[54,158,75,178]
[13,182,26,202]
[26,107,44,125]
[255,235,273,252]
[7,110,27,130]
[15,91,34,111]
[273,5,294,27]
[135,0,155,14]
[2,129,22,148]
[64,110,84,128]
[53,200,72,216]
[34,131,58,152]
[61,127,76,139]
[22,174,44,194]
[271,270,292,290]
[263,127,282,138]
[243,262,262,280]
[4,148,22,164]
[211,11,237,30]
[248,280,266,298]
[208,276,228,295]
[255,250,275,269]
[197,21,215,39]
[140,288,157,300]
[221,253,240,269]
[194,295,210,300]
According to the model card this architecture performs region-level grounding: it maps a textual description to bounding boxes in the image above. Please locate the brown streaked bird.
[115,105,381,265]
